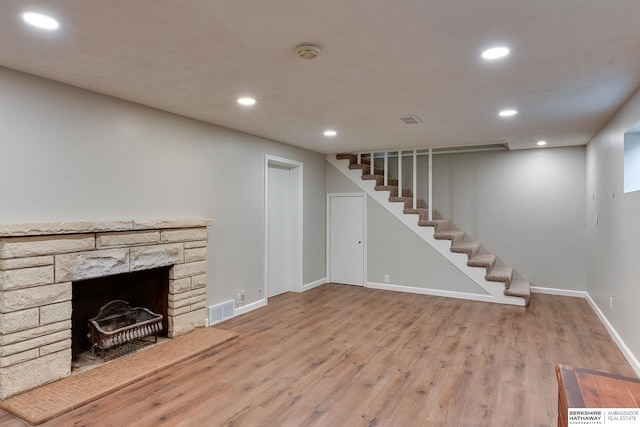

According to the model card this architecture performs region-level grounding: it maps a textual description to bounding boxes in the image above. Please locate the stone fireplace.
[0,219,211,399]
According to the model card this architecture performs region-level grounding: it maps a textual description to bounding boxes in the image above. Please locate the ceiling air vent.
[399,115,422,125]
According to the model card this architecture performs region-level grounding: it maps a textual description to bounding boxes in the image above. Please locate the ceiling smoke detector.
[295,43,321,59]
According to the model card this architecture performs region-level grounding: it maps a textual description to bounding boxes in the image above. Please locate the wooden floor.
[0,284,635,426]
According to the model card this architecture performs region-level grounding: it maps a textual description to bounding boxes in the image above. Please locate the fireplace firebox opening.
[71,267,170,363]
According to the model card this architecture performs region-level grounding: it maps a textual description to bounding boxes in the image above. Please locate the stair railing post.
[370,152,375,175]
[412,149,417,210]
[383,152,388,186]
[398,151,403,198]
[428,148,433,221]
[357,153,361,164]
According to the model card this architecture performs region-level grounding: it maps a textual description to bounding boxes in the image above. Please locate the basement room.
[0,1,639,426]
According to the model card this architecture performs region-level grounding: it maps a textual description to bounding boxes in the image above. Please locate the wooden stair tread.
[450,241,480,255]
[434,229,464,240]
[375,185,397,190]
[467,253,496,268]
[349,164,370,174]
[402,200,428,212]
[486,266,513,282]
[390,196,425,205]
[403,207,429,214]
[403,208,428,215]
[336,153,356,161]
[504,279,531,303]
[419,218,448,227]
[389,196,410,203]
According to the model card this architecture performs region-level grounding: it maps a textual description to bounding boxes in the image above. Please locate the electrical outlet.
[236,290,246,307]
[609,297,613,311]
[384,274,390,283]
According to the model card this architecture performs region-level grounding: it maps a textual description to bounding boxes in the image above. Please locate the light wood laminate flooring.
[0,284,635,426]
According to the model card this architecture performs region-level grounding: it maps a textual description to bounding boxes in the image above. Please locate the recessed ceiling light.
[537,140,547,146]
[498,109,518,117]
[22,12,60,30]
[237,97,256,106]
[323,130,337,137]
[482,46,510,60]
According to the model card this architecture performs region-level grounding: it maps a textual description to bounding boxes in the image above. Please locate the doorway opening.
[264,155,303,301]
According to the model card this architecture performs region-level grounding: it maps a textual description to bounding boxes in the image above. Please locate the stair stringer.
[327,154,526,307]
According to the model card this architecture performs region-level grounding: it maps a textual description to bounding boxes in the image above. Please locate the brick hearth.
[0,219,212,399]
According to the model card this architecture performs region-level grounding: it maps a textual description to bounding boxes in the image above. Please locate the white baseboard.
[585,293,640,377]
[532,287,640,375]
[302,277,327,292]
[366,281,496,304]
[231,278,326,316]
[233,298,267,317]
[530,286,586,298]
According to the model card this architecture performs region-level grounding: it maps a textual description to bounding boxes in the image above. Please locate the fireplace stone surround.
[0,219,212,399]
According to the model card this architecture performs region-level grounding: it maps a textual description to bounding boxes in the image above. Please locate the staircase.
[330,153,531,306]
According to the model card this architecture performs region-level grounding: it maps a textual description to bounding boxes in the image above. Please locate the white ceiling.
[2,1,640,154]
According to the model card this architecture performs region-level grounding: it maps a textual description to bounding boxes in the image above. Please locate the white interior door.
[329,194,365,286]
[267,165,291,297]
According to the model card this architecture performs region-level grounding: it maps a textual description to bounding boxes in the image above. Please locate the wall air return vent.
[208,300,234,325]
[399,115,423,125]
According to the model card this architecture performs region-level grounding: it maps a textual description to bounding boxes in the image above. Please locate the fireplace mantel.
[0,218,212,237]
[0,218,212,399]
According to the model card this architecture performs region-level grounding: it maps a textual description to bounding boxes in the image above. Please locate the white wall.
[433,147,587,291]
[586,86,640,368]
[0,67,327,308]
